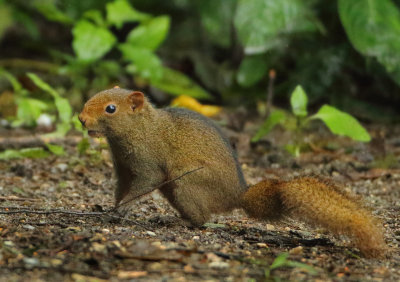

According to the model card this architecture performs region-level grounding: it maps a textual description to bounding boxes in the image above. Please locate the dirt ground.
[0,120,399,281]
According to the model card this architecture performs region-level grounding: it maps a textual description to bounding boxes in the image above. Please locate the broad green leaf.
[27,73,72,124]
[126,16,170,51]
[72,20,116,61]
[237,55,268,87]
[46,144,65,156]
[290,85,308,117]
[152,67,212,99]
[285,144,301,157]
[286,261,318,275]
[0,149,23,160]
[310,105,371,142]
[77,137,90,155]
[0,68,22,92]
[71,113,84,133]
[252,110,287,142]
[15,98,48,127]
[197,0,236,47]
[234,0,319,54]
[120,45,163,83]
[0,148,49,160]
[338,0,400,85]
[106,0,150,28]
[269,253,289,270]
[83,10,105,27]
[34,0,73,24]
[54,98,72,124]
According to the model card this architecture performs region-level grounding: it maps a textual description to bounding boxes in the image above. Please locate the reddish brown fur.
[79,88,387,257]
[243,177,387,258]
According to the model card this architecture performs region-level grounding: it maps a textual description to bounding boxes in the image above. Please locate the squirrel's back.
[163,107,247,190]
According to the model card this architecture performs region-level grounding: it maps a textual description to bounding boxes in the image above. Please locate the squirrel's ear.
[128,91,144,111]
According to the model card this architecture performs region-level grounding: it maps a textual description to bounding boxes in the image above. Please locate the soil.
[0,119,399,281]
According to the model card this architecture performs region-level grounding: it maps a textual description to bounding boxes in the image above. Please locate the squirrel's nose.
[78,115,86,127]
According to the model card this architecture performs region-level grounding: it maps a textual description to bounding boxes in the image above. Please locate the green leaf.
[152,67,212,99]
[126,16,170,51]
[234,0,319,54]
[197,0,236,47]
[15,98,48,127]
[106,0,150,28]
[237,55,268,87]
[46,144,65,156]
[290,85,308,117]
[338,0,400,85]
[252,110,287,142]
[34,0,73,25]
[27,73,73,124]
[286,261,318,275]
[269,253,289,270]
[77,137,90,155]
[120,45,163,83]
[83,10,105,27]
[0,68,23,92]
[72,20,116,61]
[310,105,371,142]
[0,148,50,160]
[285,144,301,157]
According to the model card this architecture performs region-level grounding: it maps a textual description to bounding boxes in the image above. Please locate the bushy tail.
[241,177,387,258]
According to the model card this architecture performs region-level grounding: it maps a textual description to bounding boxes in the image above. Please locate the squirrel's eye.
[105,104,116,114]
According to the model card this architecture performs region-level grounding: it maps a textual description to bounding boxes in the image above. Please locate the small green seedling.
[253,85,371,156]
[264,252,317,280]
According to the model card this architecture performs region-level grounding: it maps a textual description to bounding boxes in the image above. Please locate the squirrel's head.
[79,88,147,138]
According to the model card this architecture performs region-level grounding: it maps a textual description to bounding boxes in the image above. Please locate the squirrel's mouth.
[88,130,103,138]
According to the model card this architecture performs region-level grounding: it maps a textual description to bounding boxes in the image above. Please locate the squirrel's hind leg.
[159,182,211,227]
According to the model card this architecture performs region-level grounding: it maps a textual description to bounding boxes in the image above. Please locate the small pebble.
[56,163,68,172]
[209,261,230,269]
[289,246,303,255]
[256,243,268,248]
[23,257,39,266]
[22,224,35,230]
[146,231,156,236]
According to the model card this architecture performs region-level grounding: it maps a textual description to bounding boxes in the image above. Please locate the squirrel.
[78,88,387,258]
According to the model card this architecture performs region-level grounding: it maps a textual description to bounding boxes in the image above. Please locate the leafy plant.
[253,85,371,156]
[339,0,400,86]
[37,0,212,100]
[264,252,317,279]
[0,69,47,127]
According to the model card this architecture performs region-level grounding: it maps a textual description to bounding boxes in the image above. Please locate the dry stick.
[265,69,276,118]
[111,167,204,212]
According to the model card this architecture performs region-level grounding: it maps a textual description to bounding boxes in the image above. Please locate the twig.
[113,167,204,211]
[265,69,276,118]
[0,196,39,202]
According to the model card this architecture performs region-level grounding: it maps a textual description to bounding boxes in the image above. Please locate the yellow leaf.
[171,95,221,117]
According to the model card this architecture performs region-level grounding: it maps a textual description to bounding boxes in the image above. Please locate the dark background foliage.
[1,0,400,124]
